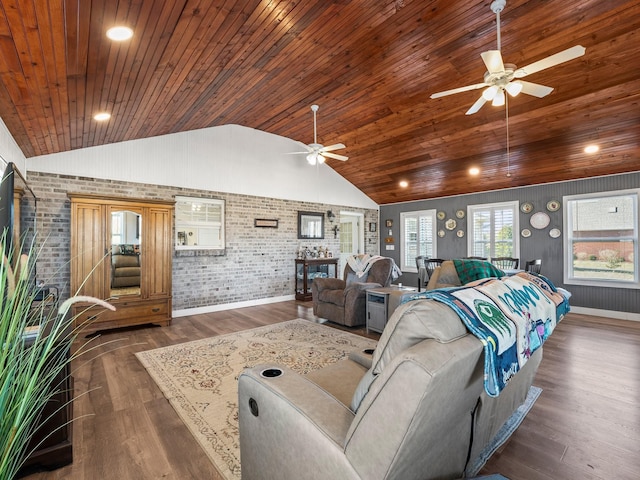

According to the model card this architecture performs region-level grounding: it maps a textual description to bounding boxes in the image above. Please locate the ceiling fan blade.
[321,143,345,152]
[465,95,488,115]
[293,141,313,152]
[518,80,554,98]
[514,45,586,78]
[430,82,487,99]
[323,152,348,161]
[481,50,505,74]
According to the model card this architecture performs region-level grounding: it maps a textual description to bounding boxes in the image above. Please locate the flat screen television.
[0,162,14,258]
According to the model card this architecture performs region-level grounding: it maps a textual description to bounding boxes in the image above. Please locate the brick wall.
[24,172,379,311]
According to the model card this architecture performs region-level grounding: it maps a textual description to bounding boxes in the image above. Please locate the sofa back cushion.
[344,258,393,287]
[350,299,467,411]
[426,260,462,289]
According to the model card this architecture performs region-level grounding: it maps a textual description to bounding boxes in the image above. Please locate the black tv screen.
[0,162,14,257]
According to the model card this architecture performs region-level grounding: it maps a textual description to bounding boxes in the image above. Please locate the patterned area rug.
[136,319,377,480]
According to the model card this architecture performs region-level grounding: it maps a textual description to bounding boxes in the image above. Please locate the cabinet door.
[144,206,173,298]
[70,202,106,297]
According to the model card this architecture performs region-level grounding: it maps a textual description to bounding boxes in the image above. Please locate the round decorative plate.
[521,228,532,238]
[438,229,445,238]
[549,228,561,238]
[445,218,457,230]
[456,209,465,219]
[521,202,533,214]
[437,211,446,220]
[530,212,550,230]
[546,200,560,212]
[456,229,465,238]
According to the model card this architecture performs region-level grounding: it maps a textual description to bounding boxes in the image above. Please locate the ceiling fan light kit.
[430,0,585,115]
[290,104,348,165]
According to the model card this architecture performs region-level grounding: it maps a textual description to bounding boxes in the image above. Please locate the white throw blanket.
[347,254,402,280]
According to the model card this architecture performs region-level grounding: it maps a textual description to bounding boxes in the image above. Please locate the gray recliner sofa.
[238,297,543,480]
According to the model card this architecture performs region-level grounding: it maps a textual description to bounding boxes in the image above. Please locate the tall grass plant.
[0,236,114,479]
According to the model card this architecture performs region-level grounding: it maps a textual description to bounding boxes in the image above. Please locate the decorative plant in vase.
[0,236,114,479]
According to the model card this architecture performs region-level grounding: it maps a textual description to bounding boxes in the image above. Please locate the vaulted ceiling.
[0,0,638,205]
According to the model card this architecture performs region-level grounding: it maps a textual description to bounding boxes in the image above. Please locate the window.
[564,190,638,288]
[467,201,519,259]
[175,196,225,250]
[400,209,436,272]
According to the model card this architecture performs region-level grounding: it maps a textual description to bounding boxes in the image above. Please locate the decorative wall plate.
[530,212,550,230]
[521,228,531,238]
[437,211,446,220]
[549,228,561,238]
[456,229,465,238]
[546,200,560,212]
[520,202,533,213]
[456,209,465,219]
[445,218,457,230]
[437,229,445,238]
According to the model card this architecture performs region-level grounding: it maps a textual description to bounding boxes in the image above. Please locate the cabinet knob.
[152,308,160,312]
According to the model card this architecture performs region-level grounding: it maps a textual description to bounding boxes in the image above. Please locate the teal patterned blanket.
[405,272,570,397]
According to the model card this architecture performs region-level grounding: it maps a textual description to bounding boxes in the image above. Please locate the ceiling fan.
[430,0,585,115]
[290,105,348,165]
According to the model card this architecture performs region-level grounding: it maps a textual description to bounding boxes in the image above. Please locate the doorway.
[339,211,364,273]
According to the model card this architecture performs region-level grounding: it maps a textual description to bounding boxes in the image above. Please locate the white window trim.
[563,189,639,289]
[400,209,437,273]
[466,201,520,259]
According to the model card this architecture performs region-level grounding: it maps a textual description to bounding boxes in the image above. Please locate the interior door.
[339,213,362,273]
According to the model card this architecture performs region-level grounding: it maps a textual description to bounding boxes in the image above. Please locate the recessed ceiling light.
[399,180,408,188]
[94,112,111,121]
[106,26,133,41]
[469,167,480,176]
[584,144,600,154]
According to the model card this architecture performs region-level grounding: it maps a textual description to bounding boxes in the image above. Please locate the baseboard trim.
[174,299,639,322]
[570,306,640,322]
[172,295,296,318]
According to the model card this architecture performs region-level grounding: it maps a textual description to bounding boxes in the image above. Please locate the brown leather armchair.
[311,257,395,327]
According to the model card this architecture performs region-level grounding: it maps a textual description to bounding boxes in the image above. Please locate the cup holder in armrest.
[260,368,283,378]
[363,348,375,355]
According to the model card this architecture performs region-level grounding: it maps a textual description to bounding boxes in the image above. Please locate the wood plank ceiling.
[0,0,637,205]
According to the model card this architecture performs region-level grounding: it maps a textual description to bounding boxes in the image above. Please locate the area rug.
[465,385,542,477]
[135,319,377,480]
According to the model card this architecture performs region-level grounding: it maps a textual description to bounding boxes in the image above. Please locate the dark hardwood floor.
[22,302,640,480]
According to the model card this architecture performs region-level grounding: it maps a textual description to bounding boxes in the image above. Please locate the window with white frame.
[400,209,437,272]
[467,201,519,259]
[564,190,638,288]
[175,196,225,250]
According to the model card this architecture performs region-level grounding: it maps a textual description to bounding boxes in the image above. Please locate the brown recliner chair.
[311,257,395,327]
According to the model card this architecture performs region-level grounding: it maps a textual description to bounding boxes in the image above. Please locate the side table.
[366,286,417,333]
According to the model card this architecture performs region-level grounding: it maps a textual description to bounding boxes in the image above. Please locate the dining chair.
[491,257,520,270]
[464,256,487,261]
[415,257,444,291]
[415,256,427,291]
[525,259,542,274]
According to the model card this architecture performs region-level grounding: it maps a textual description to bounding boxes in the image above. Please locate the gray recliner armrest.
[238,364,360,480]
[313,277,346,293]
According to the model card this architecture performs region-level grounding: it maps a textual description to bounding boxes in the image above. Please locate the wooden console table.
[295,258,339,301]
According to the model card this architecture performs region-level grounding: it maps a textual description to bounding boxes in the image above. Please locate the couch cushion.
[318,288,346,307]
[350,299,468,411]
[346,271,368,285]
[373,300,467,374]
[427,260,462,289]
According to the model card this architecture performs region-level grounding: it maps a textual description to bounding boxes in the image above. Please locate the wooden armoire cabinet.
[69,194,174,335]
